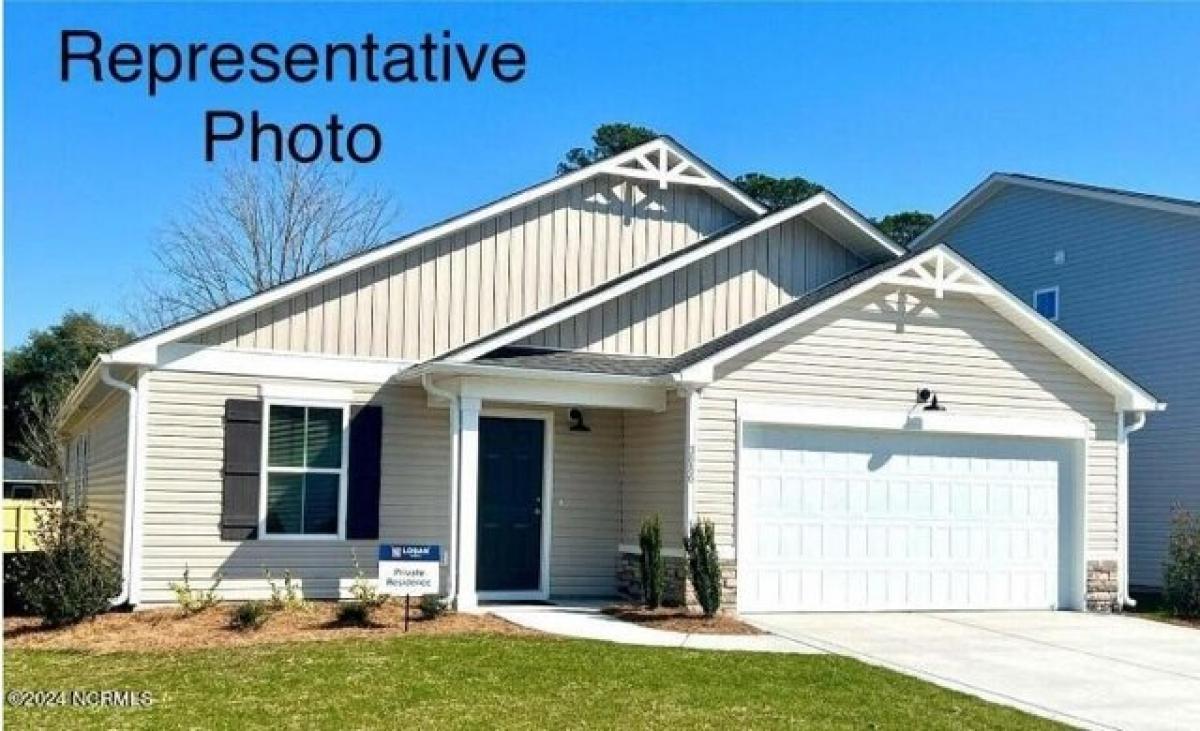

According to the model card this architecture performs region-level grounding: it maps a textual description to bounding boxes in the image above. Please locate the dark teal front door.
[477,417,545,593]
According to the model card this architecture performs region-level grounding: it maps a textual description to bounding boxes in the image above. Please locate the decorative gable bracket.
[598,139,723,191]
[883,249,993,298]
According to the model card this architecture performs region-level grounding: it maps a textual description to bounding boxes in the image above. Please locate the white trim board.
[447,191,903,363]
[156,343,411,383]
[109,137,764,365]
[738,402,1089,440]
[679,244,1162,413]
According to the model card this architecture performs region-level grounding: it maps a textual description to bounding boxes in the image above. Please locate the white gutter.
[421,375,460,606]
[1118,410,1149,609]
[98,360,138,607]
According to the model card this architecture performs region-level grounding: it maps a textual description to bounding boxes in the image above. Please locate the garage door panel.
[740,426,1065,612]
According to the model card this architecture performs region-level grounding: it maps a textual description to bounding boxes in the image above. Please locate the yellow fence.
[3,501,51,552]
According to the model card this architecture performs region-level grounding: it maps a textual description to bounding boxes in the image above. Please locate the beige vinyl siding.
[139,370,451,603]
[68,396,129,568]
[520,217,863,356]
[695,287,1120,559]
[550,408,623,597]
[620,396,686,546]
[188,179,738,360]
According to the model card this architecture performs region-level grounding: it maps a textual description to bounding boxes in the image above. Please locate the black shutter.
[347,405,383,540]
[221,399,262,540]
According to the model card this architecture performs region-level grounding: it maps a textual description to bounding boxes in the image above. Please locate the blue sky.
[6,2,1200,347]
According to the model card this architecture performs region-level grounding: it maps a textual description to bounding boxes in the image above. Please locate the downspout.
[1118,410,1148,609]
[99,361,138,608]
[422,375,459,605]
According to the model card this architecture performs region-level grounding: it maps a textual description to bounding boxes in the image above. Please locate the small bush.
[264,567,307,612]
[229,601,271,631]
[11,505,122,626]
[169,565,223,615]
[1164,507,1200,618]
[419,594,448,620]
[638,514,665,609]
[336,549,386,626]
[684,519,722,618]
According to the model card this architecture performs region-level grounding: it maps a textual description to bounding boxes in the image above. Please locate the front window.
[1034,286,1059,321]
[263,404,347,537]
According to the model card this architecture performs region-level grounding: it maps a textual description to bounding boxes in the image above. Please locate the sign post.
[377,544,441,632]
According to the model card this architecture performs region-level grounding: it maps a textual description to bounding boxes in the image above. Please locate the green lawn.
[6,635,1062,730]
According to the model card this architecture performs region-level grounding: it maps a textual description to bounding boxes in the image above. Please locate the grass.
[5,635,1062,730]
[1129,590,1200,629]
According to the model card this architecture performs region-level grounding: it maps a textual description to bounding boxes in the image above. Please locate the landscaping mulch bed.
[602,604,761,635]
[4,601,532,654]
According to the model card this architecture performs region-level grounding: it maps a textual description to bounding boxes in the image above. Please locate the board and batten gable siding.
[68,396,129,568]
[694,287,1120,560]
[187,178,739,361]
[140,370,451,602]
[937,184,1200,587]
[519,216,863,357]
[621,395,686,546]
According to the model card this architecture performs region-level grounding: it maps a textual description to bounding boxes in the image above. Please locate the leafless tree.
[136,158,397,331]
[19,391,68,502]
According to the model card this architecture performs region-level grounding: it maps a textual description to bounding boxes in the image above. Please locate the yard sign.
[377,544,440,596]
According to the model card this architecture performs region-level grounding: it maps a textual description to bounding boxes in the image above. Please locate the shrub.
[169,565,223,615]
[264,567,307,612]
[683,519,722,617]
[10,505,121,626]
[638,514,665,609]
[229,601,271,631]
[1164,506,1200,618]
[419,594,448,620]
[336,549,386,626]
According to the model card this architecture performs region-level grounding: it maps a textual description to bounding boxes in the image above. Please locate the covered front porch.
[407,352,695,610]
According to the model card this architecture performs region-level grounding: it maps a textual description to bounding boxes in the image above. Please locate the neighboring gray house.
[912,174,1197,590]
[57,138,1160,613]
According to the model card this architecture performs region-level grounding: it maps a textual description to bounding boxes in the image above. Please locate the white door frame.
[475,407,555,602]
[734,400,1088,612]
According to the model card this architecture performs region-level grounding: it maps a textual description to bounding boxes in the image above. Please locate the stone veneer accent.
[1086,559,1120,612]
[616,551,737,613]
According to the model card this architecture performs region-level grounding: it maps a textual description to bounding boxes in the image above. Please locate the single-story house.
[910,175,1198,591]
[58,137,1162,613]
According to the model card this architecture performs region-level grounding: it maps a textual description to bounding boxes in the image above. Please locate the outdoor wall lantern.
[568,408,591,432]
[916,388,946,412]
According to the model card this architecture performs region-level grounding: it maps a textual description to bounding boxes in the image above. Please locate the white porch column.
[456,397,482,611]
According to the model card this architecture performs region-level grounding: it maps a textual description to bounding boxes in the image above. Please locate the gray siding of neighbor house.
[187,178,739,361]
[520,217,864,356]
[65,395,128,569]
[935,184,1200,588]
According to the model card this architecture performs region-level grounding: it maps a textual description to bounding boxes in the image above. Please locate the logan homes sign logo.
[377,544,441,596]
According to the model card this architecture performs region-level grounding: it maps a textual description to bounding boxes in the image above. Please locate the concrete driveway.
[750,611,1200,731]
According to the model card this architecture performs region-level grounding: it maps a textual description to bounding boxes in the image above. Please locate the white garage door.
[739,425,1068,612]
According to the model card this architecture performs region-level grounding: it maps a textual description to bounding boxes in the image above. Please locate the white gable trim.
[912,173,1200,250]
[110,137,764,365]
[679,245,1163,413]
[446,192,903,363]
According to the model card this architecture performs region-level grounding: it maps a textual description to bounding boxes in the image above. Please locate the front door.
[477,417,545,593]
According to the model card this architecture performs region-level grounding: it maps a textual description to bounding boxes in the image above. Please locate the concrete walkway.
[488,603,821,653]
[751,611,1200,731]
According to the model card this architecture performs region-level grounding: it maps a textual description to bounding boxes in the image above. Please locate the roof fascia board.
[908,173,1006,250]
[818,192,906,257]
[110,137,759,363]
[404,361,671,387]
[679,245,1162,412]
[446,192,875,362]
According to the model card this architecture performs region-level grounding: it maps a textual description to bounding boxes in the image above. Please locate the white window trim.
[257,398,351,541]
[1034,285,1060,322]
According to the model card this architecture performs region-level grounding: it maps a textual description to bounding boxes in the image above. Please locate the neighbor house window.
[1034,286,1059,321]
[262,403,348,538]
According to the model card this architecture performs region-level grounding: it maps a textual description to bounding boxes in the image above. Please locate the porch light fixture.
[916,388,946,412]
[568,408,591,432]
